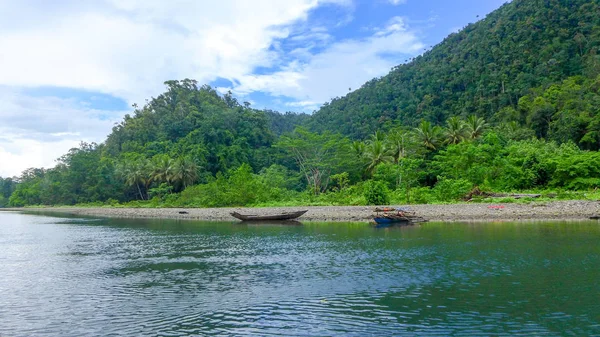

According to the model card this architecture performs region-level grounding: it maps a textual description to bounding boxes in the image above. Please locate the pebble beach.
[3,200,600,222]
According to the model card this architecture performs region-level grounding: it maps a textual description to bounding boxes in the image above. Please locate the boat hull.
[230,210,308,221]
[236,220,303,226]
[373,217,410,225]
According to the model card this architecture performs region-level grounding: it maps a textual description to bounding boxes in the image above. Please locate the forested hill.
[308,0,600,139]
[5,0,600,208]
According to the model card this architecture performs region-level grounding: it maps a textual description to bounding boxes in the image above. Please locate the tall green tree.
[444,117,467,144]
[275,127,354,194]
[364,139,393,176]
[116,160,150,200]
[415,121,442,150]
[171,157,199,190]
[465,116,488,140]
[151,155,174,186]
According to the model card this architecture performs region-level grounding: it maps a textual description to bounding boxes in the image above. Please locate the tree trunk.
[137,183,144,200]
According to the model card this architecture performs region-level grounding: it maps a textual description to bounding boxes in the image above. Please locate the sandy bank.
[3,200,600,222]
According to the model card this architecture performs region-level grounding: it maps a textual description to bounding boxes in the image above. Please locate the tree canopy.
[307,0,600,139]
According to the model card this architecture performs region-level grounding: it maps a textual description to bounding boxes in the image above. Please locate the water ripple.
[1,214,600,336]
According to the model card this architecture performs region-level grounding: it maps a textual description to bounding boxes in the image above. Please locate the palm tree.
[369,130,386,143]
[138,160,153,199]
[152,156,174,185]
[386,130,409,163]
[465,115,488,139]
[444,116,467,144]
[414,120,442,150]
[386,130,410,188]
[352,141,365,158]
[364,139,393,176]
[171,157,199,190]
[116,160,148,200]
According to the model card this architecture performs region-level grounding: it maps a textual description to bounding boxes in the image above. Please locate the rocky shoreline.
[2,200,600,222]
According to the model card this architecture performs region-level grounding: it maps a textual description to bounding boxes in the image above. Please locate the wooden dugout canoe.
[230,210,308,221]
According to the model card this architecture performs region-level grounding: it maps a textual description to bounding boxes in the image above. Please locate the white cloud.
[231,16,423,111]
[0,138,81,178]
[388,0,407,5]
[0,0,346,176]
[375,16,409,36]
[0,0,337,105]
[0,88,124,177]
[286,100,321,108]
[0,0,423,176]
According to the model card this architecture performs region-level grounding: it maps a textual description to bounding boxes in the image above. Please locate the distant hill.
[263,110,311,137]
[307,0,600,139]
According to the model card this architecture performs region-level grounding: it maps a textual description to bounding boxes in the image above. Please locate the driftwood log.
[488,193,541,199]
[464,187,544,201]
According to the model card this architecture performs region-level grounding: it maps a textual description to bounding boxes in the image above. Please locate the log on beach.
[488,193,542,199]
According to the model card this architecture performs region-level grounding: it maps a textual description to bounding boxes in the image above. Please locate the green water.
[1,212,599,336]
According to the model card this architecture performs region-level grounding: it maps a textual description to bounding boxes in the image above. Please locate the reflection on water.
[1,212,600,336]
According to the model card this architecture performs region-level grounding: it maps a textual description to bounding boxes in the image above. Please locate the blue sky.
[0,0,507,176]
[231,0,508,112]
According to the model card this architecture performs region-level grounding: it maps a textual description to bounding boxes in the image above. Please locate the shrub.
[372,163,398,190]
[363,180,390,205]
[433,177,473,202]
[148,183,173,200]
[317,183,365,205]
[566,178,600,190]
[330,172,350,191]
[410,187,435,204]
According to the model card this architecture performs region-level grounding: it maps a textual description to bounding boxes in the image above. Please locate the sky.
[0,0,508,177]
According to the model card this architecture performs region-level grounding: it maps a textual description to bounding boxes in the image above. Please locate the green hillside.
[308,0,600,142]
[4,0,600,208]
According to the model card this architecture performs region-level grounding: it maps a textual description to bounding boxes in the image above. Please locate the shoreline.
[2,200,600,222]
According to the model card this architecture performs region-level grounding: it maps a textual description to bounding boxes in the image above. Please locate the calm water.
[1,212,599,336]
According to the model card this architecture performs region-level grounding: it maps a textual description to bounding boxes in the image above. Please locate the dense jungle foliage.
[309,0,600,139]
[3,0,600,208]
